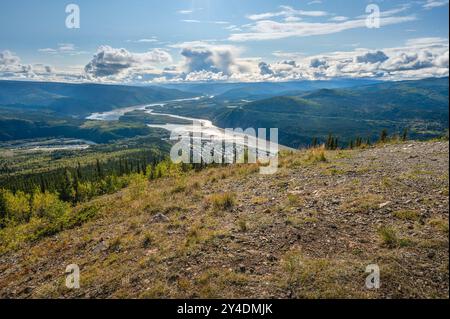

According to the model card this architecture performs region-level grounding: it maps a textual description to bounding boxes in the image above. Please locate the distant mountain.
[160,78,381,100]
[0,80,195,117]
[212,77,449,147]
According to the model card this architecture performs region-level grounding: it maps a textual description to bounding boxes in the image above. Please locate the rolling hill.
[212,77,449,147]
[0,80,195,117]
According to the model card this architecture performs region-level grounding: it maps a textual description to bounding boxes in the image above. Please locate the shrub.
[305,147,327,164]
[237,218,247,232]
[378,226,398,248]
[393,210,420,221]
[209,193,236,211]
[31,191,70,222]
[1,190,31,225]
[378,226,412,248]
[142,232,155,248]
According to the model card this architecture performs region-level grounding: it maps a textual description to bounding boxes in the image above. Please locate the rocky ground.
[0,140,448,298]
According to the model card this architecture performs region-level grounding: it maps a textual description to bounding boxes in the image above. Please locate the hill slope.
[0,140,448,298]
[0,80,195,117]
[213,77,449,147]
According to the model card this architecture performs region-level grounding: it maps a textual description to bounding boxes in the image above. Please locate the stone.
[152,213,170,223]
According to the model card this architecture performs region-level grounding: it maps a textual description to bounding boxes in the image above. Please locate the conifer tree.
[380,129,388,143]
[402,128,408,141]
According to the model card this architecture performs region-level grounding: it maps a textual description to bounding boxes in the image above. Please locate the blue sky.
[0,0,448,83]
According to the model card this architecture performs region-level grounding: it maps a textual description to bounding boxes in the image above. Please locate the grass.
[207,192,236,211]
[340,194,384,213]
[287,194,304,207]
[378,226,413,248]
[283,147,327,168]
[237,217,248,232]
[393,210,420,221]
[305,148,327,163]
[193,268,249,298]
[0,203,100,254]
[428,218,449,234]
[277,249,364,298]
[286,215,318,228]
[142,232,155,248]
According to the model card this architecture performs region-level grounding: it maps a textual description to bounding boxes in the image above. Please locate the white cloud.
[0,50,20,66]
[259,37,449,81]
[2,36,448,84]
[329,16,348,22]
[177,8,203,15]
[355,51,389,64]
[182,19,201,23]
[84,46,172,78]
[229,15,416,42]
[423,0,449,9]
[0,50,57,80]
[127,38,158,43]
[38,43,88,56]
[182,19,229,24]
[174,42,249,76]
[246,5,328,21]
[178,9,194,14]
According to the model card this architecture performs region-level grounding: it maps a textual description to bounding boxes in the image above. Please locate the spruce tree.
[402,128,408,141]
[380,129,388,143]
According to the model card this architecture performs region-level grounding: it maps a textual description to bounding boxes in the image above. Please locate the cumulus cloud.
[258,62,274,75]
[169,42,250,79]
[84,46,172,78]
[0,50,34,78]
[149,37,449,83]
[310,58,328,68]
[255,37,448,81]
[355,51,389,64]
[1,36,448,84]
[0,50,20,66]
[0,50,58,80]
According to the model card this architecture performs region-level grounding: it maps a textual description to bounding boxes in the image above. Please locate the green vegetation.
[208,192,236,211]
[213,77,449,148]
[378,226,413,248]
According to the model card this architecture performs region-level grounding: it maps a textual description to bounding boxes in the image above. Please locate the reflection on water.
[86,97,281,156]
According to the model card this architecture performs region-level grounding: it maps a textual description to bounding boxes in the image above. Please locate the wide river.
[86,97,282,156]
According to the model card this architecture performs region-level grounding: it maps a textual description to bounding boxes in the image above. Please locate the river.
[86,97,281,157]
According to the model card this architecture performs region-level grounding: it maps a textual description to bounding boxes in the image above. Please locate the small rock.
[93,241,108,254]
[379,201,391,209]
[152,213,170,223]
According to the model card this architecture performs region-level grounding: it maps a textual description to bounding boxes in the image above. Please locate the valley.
[0,77,448,299]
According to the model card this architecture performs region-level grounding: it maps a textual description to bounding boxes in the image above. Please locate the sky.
[0,0,449,84]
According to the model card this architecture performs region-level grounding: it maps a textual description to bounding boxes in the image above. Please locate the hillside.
[213,78,449,147]
[160,78,380,100]
[0,80,195,117]
[0,140,448,298]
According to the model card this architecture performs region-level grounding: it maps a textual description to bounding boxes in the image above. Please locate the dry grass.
[207,192,236,211]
